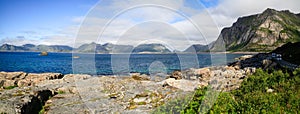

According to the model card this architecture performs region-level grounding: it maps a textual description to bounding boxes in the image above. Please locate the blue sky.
[0,0,299,50]
[0,0,217,30]
[0,0,98,41]
[0,0,215,38]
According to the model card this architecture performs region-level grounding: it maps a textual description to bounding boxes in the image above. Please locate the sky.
[0,0,299,51]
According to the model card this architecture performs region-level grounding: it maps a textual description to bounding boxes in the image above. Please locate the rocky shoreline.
[0,53,286,114]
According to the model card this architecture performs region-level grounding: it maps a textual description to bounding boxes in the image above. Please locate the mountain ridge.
[183,44,209,53]
[0,43,174,54]
[211,8,300,52]
[2,8,299,53]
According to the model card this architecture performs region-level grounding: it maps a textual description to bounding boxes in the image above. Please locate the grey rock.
[211,8,300,52]
[170,70,182,80]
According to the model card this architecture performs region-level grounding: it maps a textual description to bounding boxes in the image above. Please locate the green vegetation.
[227,42,246,52]
[154,68,300,113]
[152,94,192,114]
[273,13,300,43]
[226,10,300,52]
[39,104,52,114]
[246,43,273,52]
[3,85,18,90]
[258,27,273,34]
[57,90,65,94]
[229,42,273,52]
[39,107,45,114]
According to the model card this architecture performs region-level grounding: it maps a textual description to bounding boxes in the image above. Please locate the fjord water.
[0,52,245,75]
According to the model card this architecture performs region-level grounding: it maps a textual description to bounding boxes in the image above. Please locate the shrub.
[178,68,300,113]
[3,85,18,90]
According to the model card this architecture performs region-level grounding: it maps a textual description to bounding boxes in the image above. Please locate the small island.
[40,51,48,56]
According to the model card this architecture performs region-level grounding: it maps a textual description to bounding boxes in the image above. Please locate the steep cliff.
[211,8,300,52]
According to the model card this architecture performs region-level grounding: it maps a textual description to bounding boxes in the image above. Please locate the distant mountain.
[74,43,170,54]
[211,8,300,52]
[36,45,73,52]
[184,44,209,53]
[132,44,171,53]
[102,43,133,53]
[22,44,35,49]
[0,43,169,54]
[0,44,27,51]
[0,44,73,52]
[75,42,107,53]
[74,42,134,53]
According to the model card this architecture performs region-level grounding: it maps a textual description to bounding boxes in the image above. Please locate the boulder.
[225,66,236,71]
[131,73,150,80]
[262,59,277,69]
[25,73,63,85]
[198,68,212,82]
[181,68,196,80]
[170,71,182,80]
[235,55,253,61]
[244,67,256,75]
[198,82,208,88]
[196,68,211,78]
[63,74,91,83]
[17,79,31,87]
[162,78,199,91]
[0,72,27,80]
[26,73,63,80]
[2,80,17,87]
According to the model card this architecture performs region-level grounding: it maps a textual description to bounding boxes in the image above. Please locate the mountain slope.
[183,44,209,53]
[0,44,27,51]
[132,44,171,53]
[0,43,170,54]
[75,42,108,53]
[0,44,73,52]
[36,45,73,52]
[102,43,133,53]
[74,42,134,53]
[211,8,300,52]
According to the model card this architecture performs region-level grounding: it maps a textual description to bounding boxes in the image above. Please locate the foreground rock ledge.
[0,65,256,113]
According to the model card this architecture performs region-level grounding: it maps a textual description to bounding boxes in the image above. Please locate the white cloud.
[72,0,300,50]
[2,0,299,51]
[0,36,40,46]
[208,0,300,28]
[72,0,212,50]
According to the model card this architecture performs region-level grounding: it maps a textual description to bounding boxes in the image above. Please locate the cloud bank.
[1,0,299,51]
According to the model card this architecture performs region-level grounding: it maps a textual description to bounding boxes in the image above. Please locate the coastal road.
[274,59,299,70]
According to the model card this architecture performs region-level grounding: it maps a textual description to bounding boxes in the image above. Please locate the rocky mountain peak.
[102,43,113,47]
[211,8,300,52]
[262,8,277,15]
[23,44,35,48]
[132,43,171,53]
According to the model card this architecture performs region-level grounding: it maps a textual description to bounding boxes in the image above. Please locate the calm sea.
[0,52,245,75]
